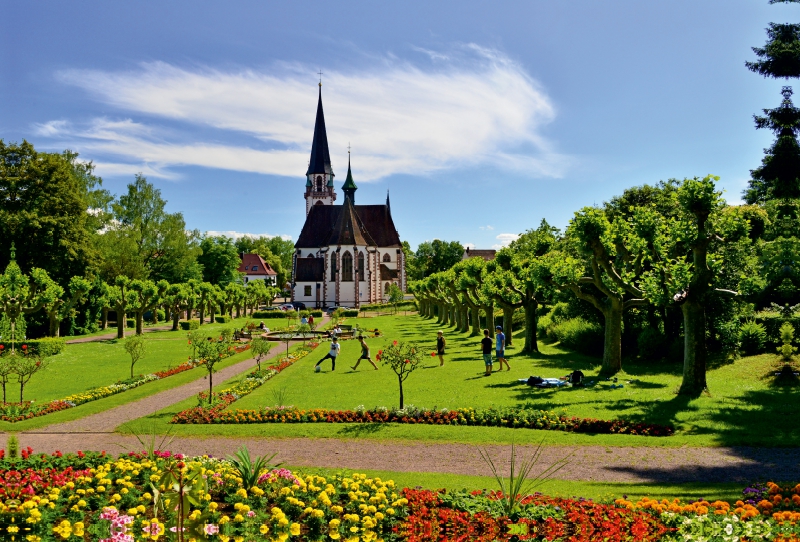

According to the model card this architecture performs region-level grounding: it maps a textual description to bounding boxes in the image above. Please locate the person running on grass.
[495,325,510,371]
[351,336,378,371]
[436,331,446,366]
[315,336,340,372]
[481,329,493,376]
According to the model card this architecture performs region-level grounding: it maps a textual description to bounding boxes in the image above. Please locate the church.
[291,84,406,308]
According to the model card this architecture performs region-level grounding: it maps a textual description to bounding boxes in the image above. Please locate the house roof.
[328,197,374,246]
[380,264,399,279]
[295,257,324,281]
[238,253,278,276]
[295,203,402,249]
[306,86,334,178]
[462,248,497,261]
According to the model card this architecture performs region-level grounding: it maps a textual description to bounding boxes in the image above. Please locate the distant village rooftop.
[462,247,496,261]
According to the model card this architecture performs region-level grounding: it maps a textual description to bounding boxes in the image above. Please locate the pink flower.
[203,524,219,535]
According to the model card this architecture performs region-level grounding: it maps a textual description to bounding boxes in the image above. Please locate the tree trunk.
[136,312,144,335]
[117,310,126,339]
[2,382,6,403]
[101,308,108,330]
[398,375,404,409]
[436,304,444,324]
[210,303,217,324]
[679,299,708,396]
[502,306,513,347]
[470,306,480,336]
[20,382,24,405]
[172,311,180,331]
[49,313,60,338]
[460,307,469,333]
[522,302,539,353]
[208,371,214,404]
[484,303,495,337]
[601,301,623,374]
[199,304,205,325]
[236,305,241,319]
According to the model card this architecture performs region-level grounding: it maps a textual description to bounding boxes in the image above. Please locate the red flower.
[0,345,4,350]
[431,352,436,356]
[393,340,398,346]
[22,344,27,350]
[405,359,410,364]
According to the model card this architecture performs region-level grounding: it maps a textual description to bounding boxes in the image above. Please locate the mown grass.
[118,312,800,449]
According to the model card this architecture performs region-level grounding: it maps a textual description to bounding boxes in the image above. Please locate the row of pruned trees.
[412,176,761,396]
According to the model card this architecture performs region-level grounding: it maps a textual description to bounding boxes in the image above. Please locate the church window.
[315,200,323,206]
[316,176,323,191]
[357,252,365,281]
[331,253,337,280]
[384,282,390,294]
[383,253,391,262]
[304,285,311,296]
[342,252,353,282]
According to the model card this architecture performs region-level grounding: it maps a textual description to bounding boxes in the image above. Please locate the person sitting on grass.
[315,337,340,372]
[351,336,378,371]
[481,329,493,376]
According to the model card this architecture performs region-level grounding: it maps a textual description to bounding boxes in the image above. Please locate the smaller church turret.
[342,153,357,203]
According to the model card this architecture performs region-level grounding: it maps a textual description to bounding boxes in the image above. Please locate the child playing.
[351,336,379,370]
[481,329,493,376]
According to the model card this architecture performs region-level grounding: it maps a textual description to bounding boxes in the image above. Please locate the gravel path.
[6,320,800,484]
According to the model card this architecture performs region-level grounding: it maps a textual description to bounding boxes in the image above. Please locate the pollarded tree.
[42,276,91,337]
[545,207,649,374]
[197,282,214,324]
[0,248,61,329]
[129,279,165,335]
[163,283,188,331]
[108,276,135,339]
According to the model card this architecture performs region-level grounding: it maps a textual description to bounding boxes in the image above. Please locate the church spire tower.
[305,82,336,215]
[342,148,357,203]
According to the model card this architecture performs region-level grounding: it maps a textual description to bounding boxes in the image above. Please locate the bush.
[148,309,166,324]
[738,314,800,346]
[0,337,66,357]
[179,320,200,330]
[637,328,667,360]
[537,312,553,341]
[299,310,310,318]
[549,317,603,356]
[252,311,289,319]
[359,300,418,312]
[126,318,135,328]
[310,310,323,317]
[739,321,768,356]
[342,309,359,317]
[215,316,232,324]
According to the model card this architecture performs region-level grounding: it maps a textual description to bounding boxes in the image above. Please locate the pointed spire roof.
[306,84,334,177]
[342,153,358,203]
[328,196,375,246]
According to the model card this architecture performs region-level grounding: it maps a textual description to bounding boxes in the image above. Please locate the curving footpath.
[3,342,799,484]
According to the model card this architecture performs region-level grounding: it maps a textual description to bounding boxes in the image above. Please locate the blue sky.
[1,1,794,249]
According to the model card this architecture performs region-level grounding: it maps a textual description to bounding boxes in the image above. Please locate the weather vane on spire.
[347,142,351,155]
[318,69,323,86]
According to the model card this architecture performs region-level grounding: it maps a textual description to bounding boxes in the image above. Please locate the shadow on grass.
[336,423,386,437]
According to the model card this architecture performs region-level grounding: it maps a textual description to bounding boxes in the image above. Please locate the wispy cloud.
[205,230,293,241]
[492,232,519,249]
[43,45,566,181]
[479,225,494,230]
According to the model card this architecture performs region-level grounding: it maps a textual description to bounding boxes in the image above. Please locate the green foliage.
[406,239,464,281]
[126,318,135,328]
[309,310,323,317]
[179,320,200,330]
[746,23,800,79]
[739,321,769,356]
[214,316,232,324]
[377,340,424,409]
[637,328,667,360]
[342,309,359,318]
[777,321,798,360]
[124,334,147,379]
[6,434,18,458]
[251,311,289,319]
[198,235,242,286]
[226,446,281,491]
[360,301,417,312]
[0,337,67,357]
[250,336,274,371]
[548,317,603,357]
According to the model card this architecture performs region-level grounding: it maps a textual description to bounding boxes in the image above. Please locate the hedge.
[309,310,323,317]
[179,320,200,330]
[740,314,800,346]
[214,315,232,324]
[0,337,66,357]
[126,318,135,328]
[342,309,359,317]
[252,311,291,319]
[359,300,417,312]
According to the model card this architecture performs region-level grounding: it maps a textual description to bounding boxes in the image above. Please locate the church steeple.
[304,83,337,215]
[342,152,357,203]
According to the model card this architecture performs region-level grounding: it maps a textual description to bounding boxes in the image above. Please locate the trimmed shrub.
[148,309,166,324]
[537,312,553,341]
[0,337,66,357]
[126,318,135,328]
[299,310,310,318]
[359,300,418,312]
[214,316,232,324]
[309,310,323,317]
[739,321,768,356]
[179,320,200,330]
[342,309,359,317]
[738,314,800,346]
[252,311,288,319]
[549,317,603,356]
[637,328,667,360]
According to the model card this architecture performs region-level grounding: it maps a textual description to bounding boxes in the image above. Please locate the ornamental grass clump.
[376,340,424,409]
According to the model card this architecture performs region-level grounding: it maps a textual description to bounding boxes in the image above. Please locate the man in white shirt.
[315,337,340,372]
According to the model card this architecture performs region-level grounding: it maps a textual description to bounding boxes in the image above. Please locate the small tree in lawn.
[187,330,205,363]
[279,330,294,359]
[296,323,311,346]
[377,340,423,409]
[197,336,227,404]
[124,334,147,379]
[387,283,404,314]
[14,346,51,404]
[250,336,274,371]
[0,348,15,403]
[285,309,298,330]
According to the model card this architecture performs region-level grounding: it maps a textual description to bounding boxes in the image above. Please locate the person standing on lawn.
[436,331,446,366]
[495,325,510,371]
[481,329,493,376]
[315,336,340,372]
[351,336,378,371]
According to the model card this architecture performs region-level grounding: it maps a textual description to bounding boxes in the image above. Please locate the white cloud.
[44,45,566,181]
[205,230,292,241]
[491,232,519,249]
[479,225,494,230]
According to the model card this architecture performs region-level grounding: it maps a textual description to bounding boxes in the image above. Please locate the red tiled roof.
[238,253,277,276]
[462,248,497,261]
[295,204,401,248]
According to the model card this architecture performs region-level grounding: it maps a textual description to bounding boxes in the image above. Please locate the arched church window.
[342,252,353,282]
[316,176,323,191]
[315,200,323,206]
[357,252,365,281]
[330,253,337,281]
[384,282,390,294]
[382,253,391,262]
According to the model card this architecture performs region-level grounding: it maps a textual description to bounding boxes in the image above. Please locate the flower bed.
[0,344,251,423]
[0,448,797,541]
[172,402,674,436]
[171,343,318,424]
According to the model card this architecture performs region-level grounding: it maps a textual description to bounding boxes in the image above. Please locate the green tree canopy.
[198,236,242,286]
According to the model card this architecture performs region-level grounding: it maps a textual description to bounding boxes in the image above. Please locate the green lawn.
[117,312,800,448]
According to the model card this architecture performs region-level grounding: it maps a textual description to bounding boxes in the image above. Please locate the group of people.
[314,325,510,376]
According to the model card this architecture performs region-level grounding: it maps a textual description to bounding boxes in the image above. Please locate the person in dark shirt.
[436,331,446,366]
[481,329,493,376]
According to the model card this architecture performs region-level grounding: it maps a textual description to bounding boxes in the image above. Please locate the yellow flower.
[260,524,270,534]
[290,523,301,536]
